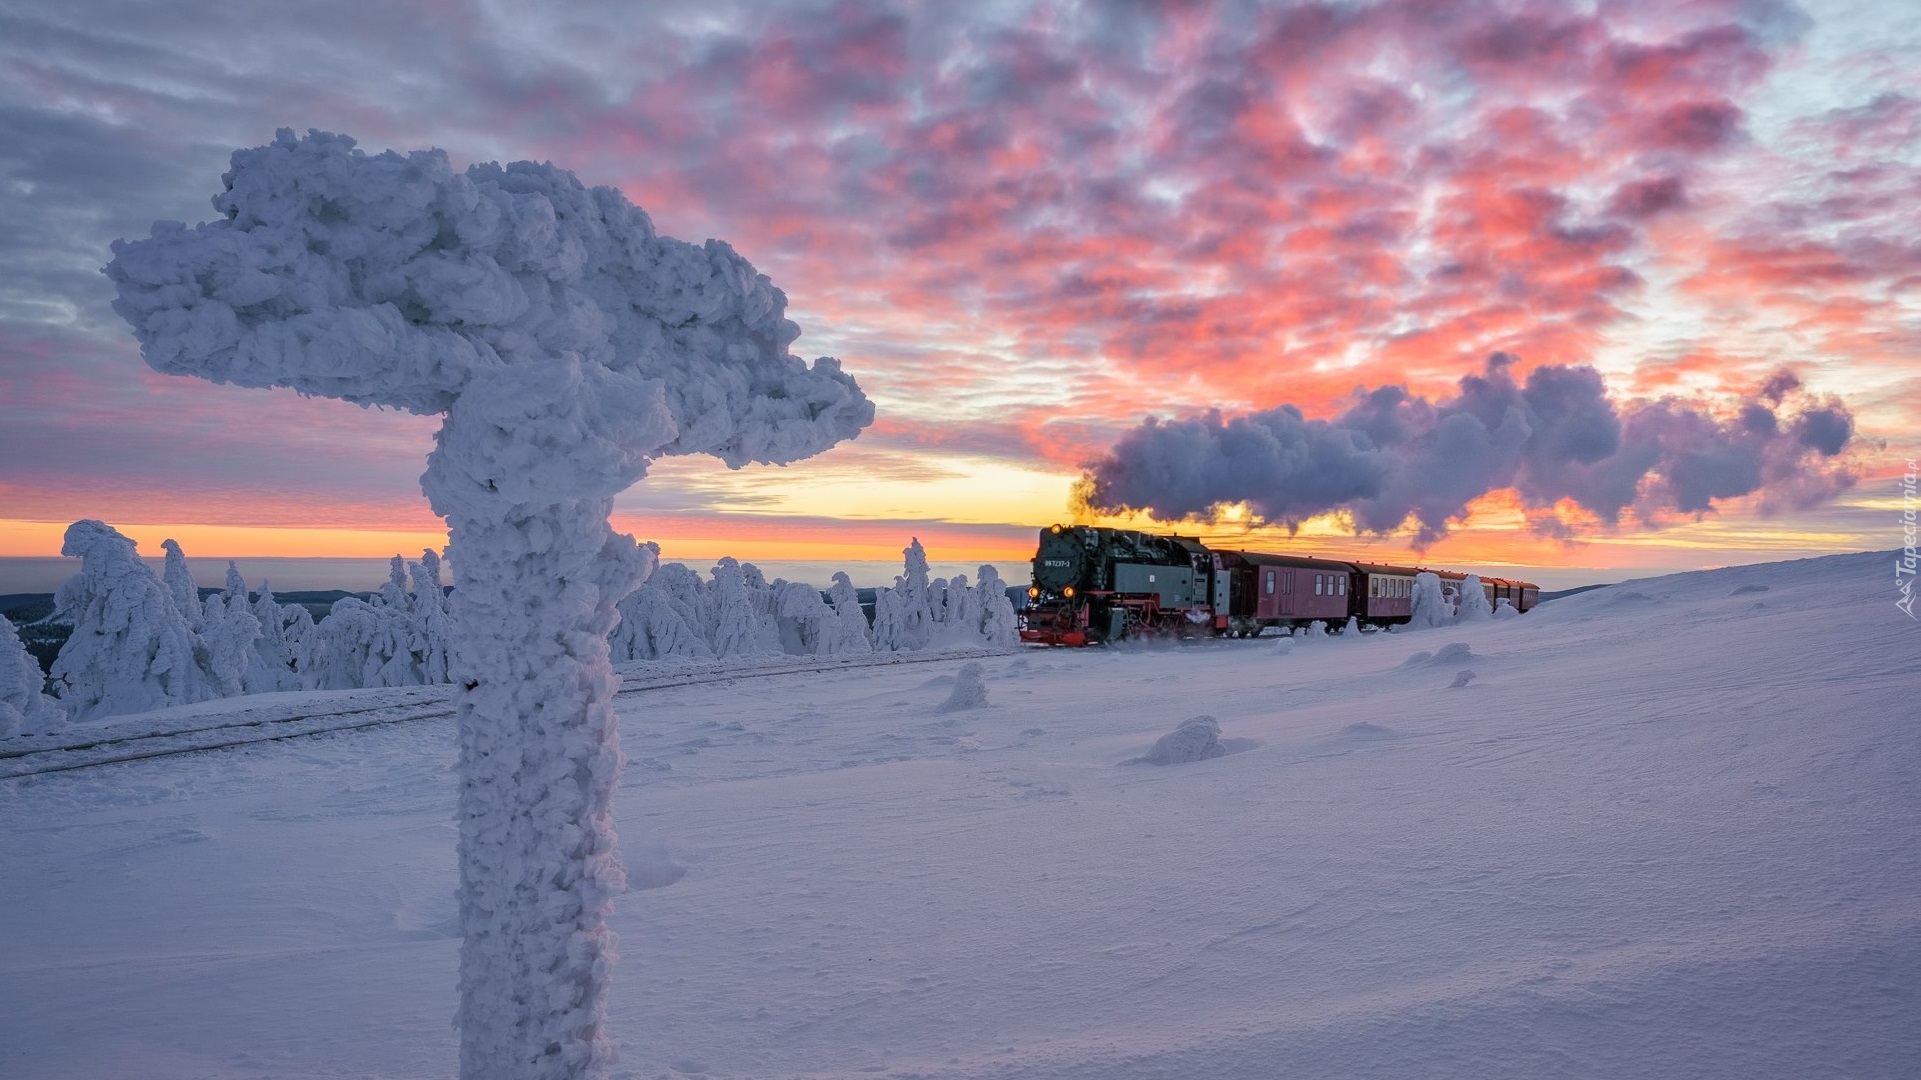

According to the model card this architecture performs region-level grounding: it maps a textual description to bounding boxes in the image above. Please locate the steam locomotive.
[1020,524,1539,646]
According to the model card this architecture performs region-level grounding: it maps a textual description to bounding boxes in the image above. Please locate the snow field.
[2,550,1917,1078]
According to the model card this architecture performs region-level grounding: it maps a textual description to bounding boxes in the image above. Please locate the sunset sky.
[2,0,1916,577]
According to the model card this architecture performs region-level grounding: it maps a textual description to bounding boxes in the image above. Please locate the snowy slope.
[2,551,1917,1079]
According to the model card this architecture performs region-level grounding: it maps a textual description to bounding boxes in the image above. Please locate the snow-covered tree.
[1408,571,1451,630]
[160,538,203,631]
[50,520,217,721]
[772,579,834,654]
[109,129,873,1078]
[708,558,773,659]
[1457,575,1493,621]
[250,580,303,691]
[648,561,715,649]
[871,577,907,652]
[0,614,64,738]
[739,562,786,654]
[822,572,873,655]
[609,582,712,662]
[975,565,1020,648]
[1493,598,1520,619]
[943,574,979,639]
[408,549,454,685]
[896,539,935,650]
[298,596,414,690]
[200,589,263,697]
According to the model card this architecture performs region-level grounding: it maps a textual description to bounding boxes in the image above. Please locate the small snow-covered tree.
[160,538,203,631]
[772,579,833,654]
[215,560,285,693]
[249,580,302,691]
[897,539,935,650]
[609,582,712,661]
[1408,571,1450,630]
[739,562,786,654]
[408,549,455,685]
[709,558,772,659]
[822,572,873,655]
[1,614,64,738]
[298,596,414,690]
[871,577,907,652]
[50,520,216,721]
[975,565,1020,648]
[200,589,263,697]
[649,561,716,649]
[1457,575,1493,621]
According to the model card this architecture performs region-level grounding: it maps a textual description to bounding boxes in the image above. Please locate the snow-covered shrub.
[0,614,64,737]
[1408,571,1451,630]
[50,521,218,722]
[740,563,786,654]
[1493,598,1519,619]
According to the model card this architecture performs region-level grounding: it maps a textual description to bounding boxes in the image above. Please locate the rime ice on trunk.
[106,129,871,1079]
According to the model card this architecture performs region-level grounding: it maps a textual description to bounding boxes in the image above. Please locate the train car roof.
[1349,560,1423,576]
[1227,549,1356,571]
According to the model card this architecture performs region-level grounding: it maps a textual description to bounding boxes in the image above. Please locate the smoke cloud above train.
[1076,355,1855,544]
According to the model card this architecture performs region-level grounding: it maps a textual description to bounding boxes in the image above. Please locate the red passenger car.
[1214,550,1353,635]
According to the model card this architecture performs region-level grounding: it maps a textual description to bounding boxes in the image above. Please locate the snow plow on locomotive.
[1018,524,1539,645]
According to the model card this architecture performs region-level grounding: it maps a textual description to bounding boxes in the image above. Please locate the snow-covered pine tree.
[200,588,263,697]
[897,539,935,650]
[1408,571,1451,630]
[823,572,874,655]
[772,580,834,654]
[1457,575,1493,621]
[610,582,713,661]
[648,561,715,651]
[870,576,906,652]
[943,573,979,643]
[298,596,415,690]
[51,520,217,721]
[409,549,454,685]
[249,580,302,691]
[160,538,203,631]
[709,558,767,659]
[0,614,64,737]
[740,563,786,654]
[975,564,1020,648]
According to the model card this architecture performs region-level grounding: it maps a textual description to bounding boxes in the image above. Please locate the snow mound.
[1449,669,1477,688]
[1402,642,1476,668]
[937,662,988,713]
[1730,584,1770,596]
[1128,715,1226,765]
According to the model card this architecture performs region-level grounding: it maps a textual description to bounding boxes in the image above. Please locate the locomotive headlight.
[1027,586,1040,599]
[1050,524,1062,534]
[1062,586,1075,598]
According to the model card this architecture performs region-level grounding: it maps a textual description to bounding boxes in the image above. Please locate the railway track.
[0,648,1013,781]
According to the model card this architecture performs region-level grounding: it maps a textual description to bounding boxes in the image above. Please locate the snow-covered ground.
[3,550,1916,1079]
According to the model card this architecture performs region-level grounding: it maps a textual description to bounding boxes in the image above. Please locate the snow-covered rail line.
[0,648,1014,779]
